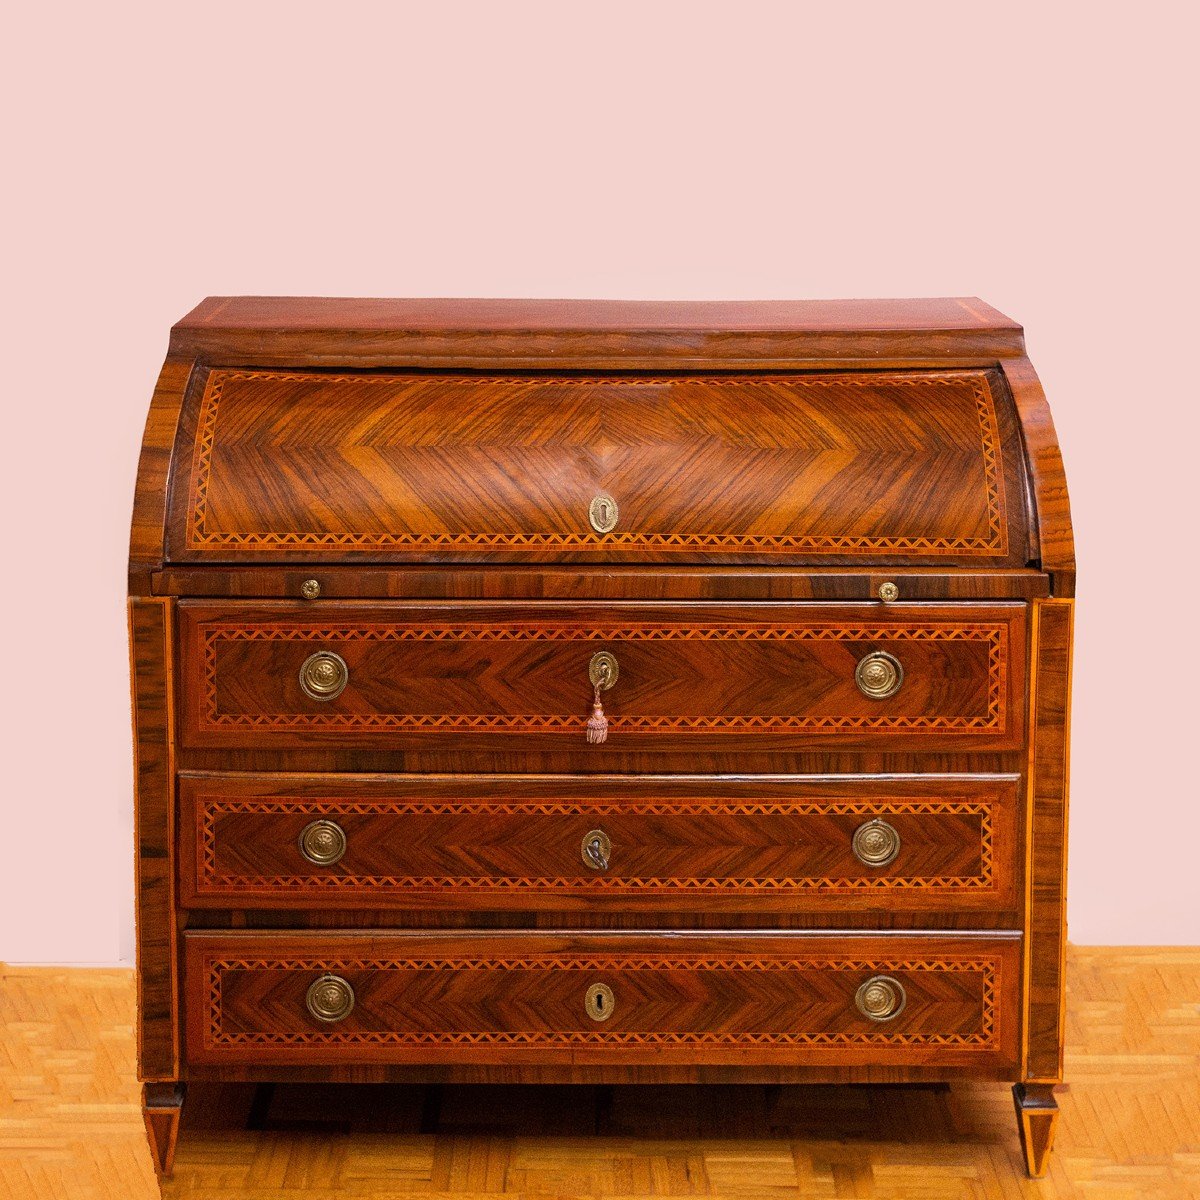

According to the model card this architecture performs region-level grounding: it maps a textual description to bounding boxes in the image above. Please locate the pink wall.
[3,3,1196,962]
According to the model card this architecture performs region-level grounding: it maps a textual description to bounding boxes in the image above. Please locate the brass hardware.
[855,975,906,1022]
[581,829,612,871]
[299,819,347,866]
[299,651,349,701]
[301,578,321,600]
[584,981,615,1021]
[589,493,619,534]
[852,819,900,867]
[878,581,899,603]
[306,974,355,1023]
[855,650,903,699]
[586,652,617,744]
[589,651,619,690]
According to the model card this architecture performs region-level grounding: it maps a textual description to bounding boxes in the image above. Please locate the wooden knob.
[855,975,906,1021]
[306,974,355,1023]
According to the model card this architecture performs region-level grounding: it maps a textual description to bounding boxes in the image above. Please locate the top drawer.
[177,602,1026,754]
[166,368,1031,567]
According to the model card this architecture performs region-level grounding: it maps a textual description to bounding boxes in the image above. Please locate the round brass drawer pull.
[306,974,355,1023]
[855,650,903,699]
[584,982,615,1022]
[299,651,349,701]
[878,581,899,603]
[299,819,347,866]
[855,975,906,1022]
[300,578,321,600]
[582,829,612,871]
[852,819,900,867]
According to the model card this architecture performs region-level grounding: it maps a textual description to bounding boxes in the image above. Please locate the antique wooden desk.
[129,297,1073,1178]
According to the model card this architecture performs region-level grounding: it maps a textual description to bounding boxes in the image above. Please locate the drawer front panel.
[178,603,1025,752]
[179,774,1021,914]
[169,368,1031,567]
[184,932,1021,1069]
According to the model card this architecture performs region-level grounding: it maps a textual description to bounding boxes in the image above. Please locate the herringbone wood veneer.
[2,948,1196,1198]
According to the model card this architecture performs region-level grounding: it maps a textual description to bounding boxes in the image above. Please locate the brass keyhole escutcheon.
[589,493,619,534]
[299,819,348,866]
[584,982,616,1022]
[299,651,349,701]
[855,650,903,699]
[852,819,900,868]
[855,975,906,1022]
[306,974,355,1023]
[582,829,612,871]
[589,651,618,690]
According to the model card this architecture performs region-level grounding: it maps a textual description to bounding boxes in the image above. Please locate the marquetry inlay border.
[199,622,1008,735]
[185,369,1009,556]
[204,954,1001,1049]
[197,797,994,892]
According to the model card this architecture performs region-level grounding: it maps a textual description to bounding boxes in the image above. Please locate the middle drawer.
[179,773,1020,914]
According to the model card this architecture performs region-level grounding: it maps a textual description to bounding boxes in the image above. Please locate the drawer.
[178,602,1026,753]
[179,773,1021,914]
[168,367,1033,568]
[183,931,1021,1069]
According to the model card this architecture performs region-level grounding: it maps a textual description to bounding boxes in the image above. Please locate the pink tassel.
[586,685,608,744]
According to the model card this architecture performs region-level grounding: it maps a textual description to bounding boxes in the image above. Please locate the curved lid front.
[166,367,1032,565]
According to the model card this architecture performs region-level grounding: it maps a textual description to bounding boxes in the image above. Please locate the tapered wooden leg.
[1013,1083,1058,1178]
[143,1083,185,1178]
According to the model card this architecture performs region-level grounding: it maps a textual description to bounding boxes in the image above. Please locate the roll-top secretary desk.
[129,297,1073,1180]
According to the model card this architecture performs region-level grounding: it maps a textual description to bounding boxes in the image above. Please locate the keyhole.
[585,981,615,1021]
[597,500,609,523]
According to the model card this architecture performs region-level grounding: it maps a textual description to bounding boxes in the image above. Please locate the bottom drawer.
[184,931,1021,1070]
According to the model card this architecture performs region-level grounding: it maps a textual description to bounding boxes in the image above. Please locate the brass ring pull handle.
[299,819,348,866]
[306,974,355,1023]
[585,651,618,744]
[855,975,906,1021]
[582,829,612,871]
[299,651,349,701]
[584,982,615,1021]
[855,650,903,699]
[852,819,900,867]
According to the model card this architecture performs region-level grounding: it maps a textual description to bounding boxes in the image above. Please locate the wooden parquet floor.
[1,948,1197,1199]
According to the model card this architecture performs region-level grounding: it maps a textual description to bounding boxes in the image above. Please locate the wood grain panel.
[178,773,1021,915]
[1024,599,1073,1081]
[177,602,1026,753]
[168,368,1031,566]
[128,598,179,1080]
[183,931,1021,1071]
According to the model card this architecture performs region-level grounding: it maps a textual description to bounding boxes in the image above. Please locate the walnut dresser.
[128,297,1074,1180]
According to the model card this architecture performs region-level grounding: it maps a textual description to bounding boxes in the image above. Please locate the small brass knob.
[584,982,615,1022]
[299,651,349,701]
[301,578,321,600]
[878,581,899,603]
[299,819,347,866]
[589,493,619,534]
[306,974,355,1023]
[855,975,906,1022]
[855,650,903,699]
[582,829,612,871]
[852,819,900,867]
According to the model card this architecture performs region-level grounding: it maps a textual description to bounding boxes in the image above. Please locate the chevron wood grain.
[3,949,1197,1198]
[175,368,1029,566]
[179,772,1019,915]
